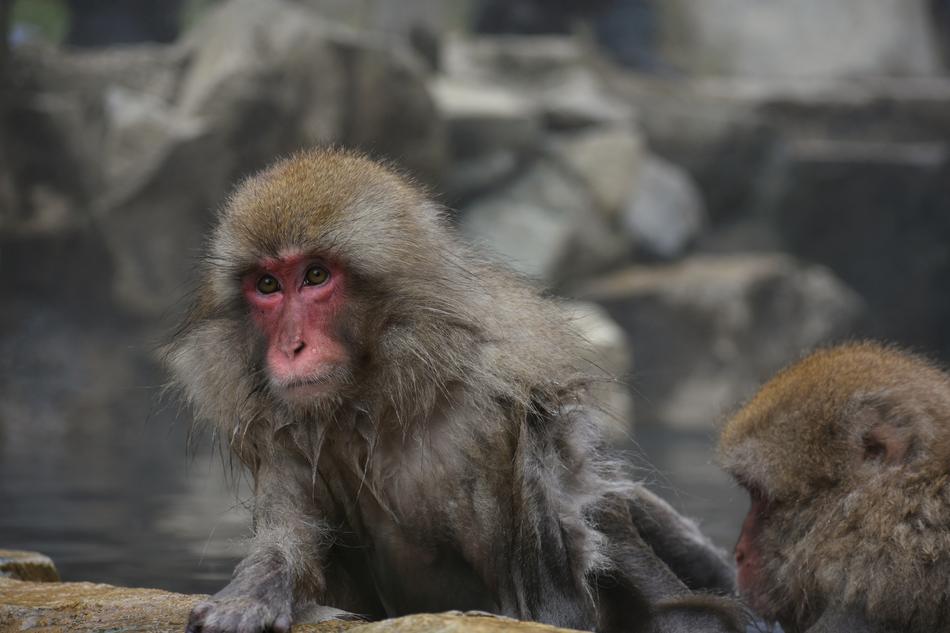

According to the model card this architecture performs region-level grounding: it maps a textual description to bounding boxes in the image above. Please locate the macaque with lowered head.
[719,342,950,633]
[167,149,741,633]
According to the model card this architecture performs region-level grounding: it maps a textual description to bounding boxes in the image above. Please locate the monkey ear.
[859,408,911,465]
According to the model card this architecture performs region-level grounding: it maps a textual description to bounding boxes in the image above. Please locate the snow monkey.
[167,148,742,633]
[720,342,950,633]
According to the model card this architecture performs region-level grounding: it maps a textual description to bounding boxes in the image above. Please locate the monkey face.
[242,252,351,401]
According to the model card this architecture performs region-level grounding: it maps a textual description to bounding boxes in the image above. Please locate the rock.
[749,78,950,144]
[546,125,645,218]
[583,254,865,431]
[91,0,338,314]
[564,301,634,437]
[443,35,633,129]
[431,77,539,201]
[443,35,585,83]
[459,159,629,285]
[695,218,783,255]
[537,69,633,130]
[70,0,442,316]
[0,577,582,633]
[92,115,224,316]
[176,0,344,141]
[657,0,942,79]
[772,138,950,357]
[608,75,777,226]
[333,33,446,184]
[352,613,562,633]
[610,73,950,228]
[622,155,706,259]
[180,0,445,177]
[0,551,59,582]
[0,576,212,633]
[297,0,454,42]
[4,0,446,316]
[430,80,537,158]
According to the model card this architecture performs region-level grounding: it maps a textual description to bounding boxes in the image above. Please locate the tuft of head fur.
[719,342,950,632]
[165,147,599,466]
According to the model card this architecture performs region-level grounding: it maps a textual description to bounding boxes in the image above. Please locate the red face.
[735,489,769,610]
[242,253,349,401]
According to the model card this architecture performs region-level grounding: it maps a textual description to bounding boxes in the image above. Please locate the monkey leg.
[626,484,736,594]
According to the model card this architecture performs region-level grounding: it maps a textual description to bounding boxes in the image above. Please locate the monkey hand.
[185,593,292,633]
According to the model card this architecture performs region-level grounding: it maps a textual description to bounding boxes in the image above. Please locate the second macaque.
[720,343,950,633]
[167,149,741,633]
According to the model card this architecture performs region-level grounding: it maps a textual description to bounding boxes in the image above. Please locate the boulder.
[657,0,942,79]
[59,0,442,316]
[296,0,454,39]
[546,125,645,218]
[608,75,777,226]
[622,155,706,259]
[459,159,629,285]
[431,77,539,202]
[443,35,633,129]
[611,74,950,228]
[772,139,950,357]
[0,550,59,582]
[583,254,865,431]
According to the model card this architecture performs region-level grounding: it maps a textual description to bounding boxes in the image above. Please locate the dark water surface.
[0,311,746,594]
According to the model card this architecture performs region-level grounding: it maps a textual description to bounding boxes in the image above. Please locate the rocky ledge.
[0,550,577,633]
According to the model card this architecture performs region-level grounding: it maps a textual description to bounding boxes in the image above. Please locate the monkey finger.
[297,605,365,623]
[186,601,213,633]
[190,601,213,619]
[271,614,292,633]
[234,614,265,633]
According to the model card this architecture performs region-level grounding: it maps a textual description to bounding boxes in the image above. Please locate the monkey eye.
[256,275,280,294]
[304,265,330,286]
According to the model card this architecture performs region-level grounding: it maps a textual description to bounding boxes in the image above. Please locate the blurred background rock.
[1,0,947,595]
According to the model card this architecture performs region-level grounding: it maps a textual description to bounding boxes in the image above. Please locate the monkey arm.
[503,413,600,630]
[186,456,339,633]
[594,493,745,633]
[626,484,736,594]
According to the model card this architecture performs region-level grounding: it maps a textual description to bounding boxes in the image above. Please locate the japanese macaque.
[719,343,950,633]
[167,148,741,633]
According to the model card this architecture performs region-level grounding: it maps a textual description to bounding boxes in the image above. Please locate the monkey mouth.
[272,366,349,399]
[283,376,330,389]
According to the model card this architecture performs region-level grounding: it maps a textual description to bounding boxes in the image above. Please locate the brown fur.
[719,342,950,632]
[167,148,741,633]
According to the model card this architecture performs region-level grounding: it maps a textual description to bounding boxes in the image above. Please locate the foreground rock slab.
[0,577,578,633]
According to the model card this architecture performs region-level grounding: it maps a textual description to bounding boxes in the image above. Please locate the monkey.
[718,342,950,633]
[165,148,742,633]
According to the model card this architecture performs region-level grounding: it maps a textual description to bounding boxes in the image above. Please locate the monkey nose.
[281,338,306,359]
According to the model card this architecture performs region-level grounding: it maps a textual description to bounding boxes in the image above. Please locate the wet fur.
[167,148,740,633]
